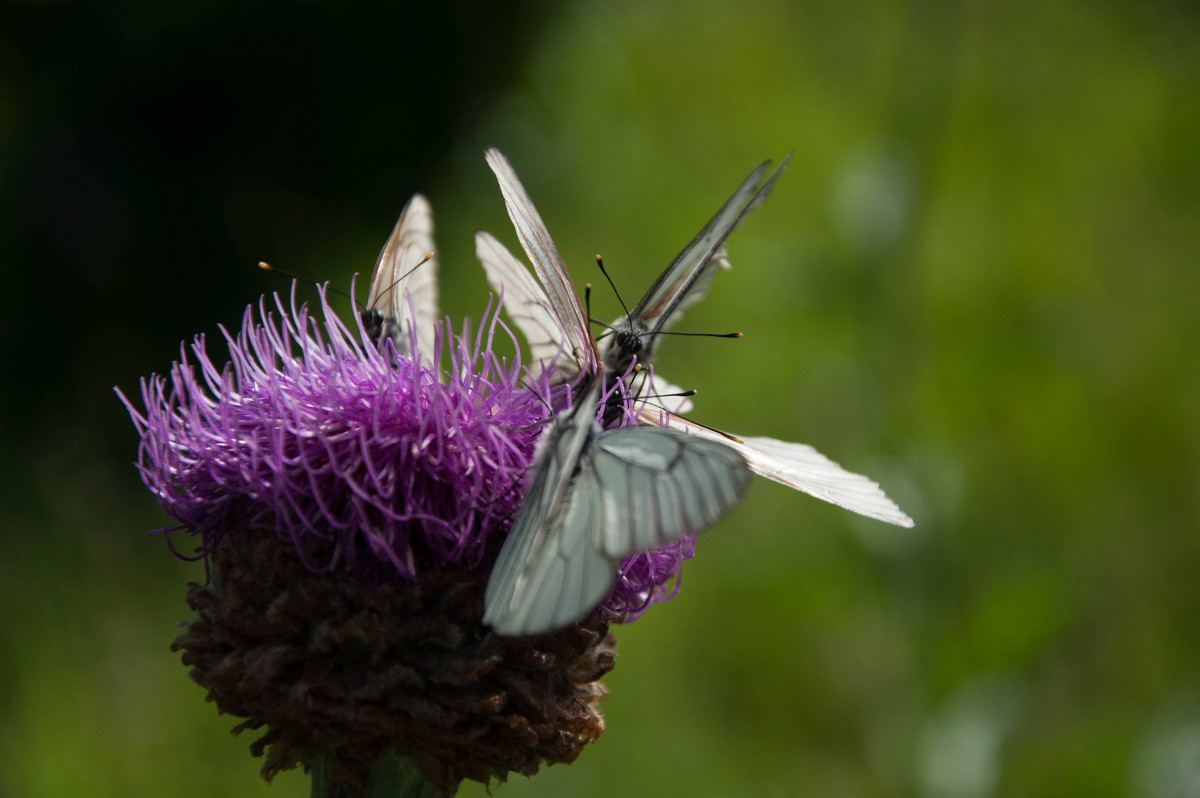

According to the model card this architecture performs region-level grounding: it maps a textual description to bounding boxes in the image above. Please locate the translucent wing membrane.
[591,425,751,557]
[664,244,732,330]
[475,230,582,382]
[738,436,914,527]
[483,147,597,376]
[484,383,752,636]
[644,408,915,528]
[602,154,792,373]
[478,150,786,409]
[362,194,439,363]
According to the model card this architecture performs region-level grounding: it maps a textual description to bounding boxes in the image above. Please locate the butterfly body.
[602,322,650,376]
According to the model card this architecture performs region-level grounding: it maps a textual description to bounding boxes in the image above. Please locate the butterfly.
[480,148,783,635]
[478,147,914,533]
[360,193,439,363]
[482,378,752,635]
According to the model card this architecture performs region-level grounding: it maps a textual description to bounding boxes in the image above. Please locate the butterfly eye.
[615,330,643,355]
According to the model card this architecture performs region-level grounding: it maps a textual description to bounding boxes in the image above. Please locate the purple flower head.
[116,156,911,795]
[121,284,549,584]
[119,284,625,791]
[116,179,784,794]
[119,282,690,618]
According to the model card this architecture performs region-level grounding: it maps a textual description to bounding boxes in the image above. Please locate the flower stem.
[310,753,448,798]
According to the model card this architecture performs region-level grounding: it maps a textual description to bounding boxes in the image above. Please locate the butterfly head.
[604,320,656,375]
[614,328,643,357]
[360,307,388,344]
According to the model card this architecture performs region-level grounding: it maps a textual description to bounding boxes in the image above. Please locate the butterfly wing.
[485,385,752,636]
[736,435,915,527]
[605,154,792,373]
[484,147,597,376]
[662,243,732,330]
[475,230,582,382]
[643,409,915,528]
[590,424,751,557]
[484,384,611,635]
[476,224,693,410]
[363,193,438,363]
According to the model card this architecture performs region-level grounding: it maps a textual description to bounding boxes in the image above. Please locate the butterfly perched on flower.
[477,147,914,635]
[482,377,752,635]
[360,193,439,364]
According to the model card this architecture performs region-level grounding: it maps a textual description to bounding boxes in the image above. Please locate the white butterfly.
[482,379,752,636]
[481,148,778,635]
[361,193,439,364]
[478,147,915,529]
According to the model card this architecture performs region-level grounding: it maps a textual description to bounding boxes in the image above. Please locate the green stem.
[310,753,448,798]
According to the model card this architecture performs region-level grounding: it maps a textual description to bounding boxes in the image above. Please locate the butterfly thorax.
[599,372,629,428]
[597,354,651,428]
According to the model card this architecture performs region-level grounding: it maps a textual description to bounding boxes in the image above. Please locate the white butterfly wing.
[484,147,597,376]
[364,193,438,363]
[484,386,614,635]
[476,223,694,413]
[479,149,767,410]
[623,154,791,340]
[485,385,752,636]
[661,244,732,331]
[736,435,915,527]
[475,230,582,382]
[590,425,751,557]
[645,409,915,528]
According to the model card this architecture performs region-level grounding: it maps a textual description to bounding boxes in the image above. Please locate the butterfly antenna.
[259,261,353,301]
[374,252,435,307]
[594,254,634,324]
[654,330,744,340]
[630,365,697,406]
[516,377,555,417]
[584,283,618,341]
[645,388,699,401]
[643,403,745,444]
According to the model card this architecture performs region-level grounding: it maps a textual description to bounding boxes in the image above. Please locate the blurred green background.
[2,1,1198,796]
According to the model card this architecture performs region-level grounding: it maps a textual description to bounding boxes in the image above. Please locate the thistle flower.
[118,278,698,795]
[120,153,912,797]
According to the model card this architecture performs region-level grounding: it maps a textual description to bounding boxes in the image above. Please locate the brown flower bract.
[172,531,616,795]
